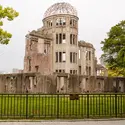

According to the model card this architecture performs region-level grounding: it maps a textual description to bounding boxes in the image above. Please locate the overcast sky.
[0,0,125,72]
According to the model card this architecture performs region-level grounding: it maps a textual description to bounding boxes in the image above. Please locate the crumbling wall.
[0,73,56,94]
[0,73,125,93]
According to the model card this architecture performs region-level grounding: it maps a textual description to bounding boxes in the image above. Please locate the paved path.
[0,120,125,125]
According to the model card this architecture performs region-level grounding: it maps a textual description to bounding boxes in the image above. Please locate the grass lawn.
[0,94,125,119]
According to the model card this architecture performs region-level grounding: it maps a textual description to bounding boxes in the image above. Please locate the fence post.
[115,93,117,117]
[26,89,28,119]
[57,94,59,119]
[87,94,89,118]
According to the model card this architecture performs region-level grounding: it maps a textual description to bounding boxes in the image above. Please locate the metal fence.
[0,93,125,119]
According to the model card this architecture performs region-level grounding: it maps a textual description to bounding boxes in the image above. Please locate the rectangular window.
[73,35,75,44]
[70,19,72,26]
[73,52,75,63]
[70,52,72,63]
[76,35,77,45]
[70,34,72,44]
[50,21,52,26]
[59,33,62,44]
[63,34,66,39]
[70,70,72,74]
[56,34,58,44]
[63,20,66,25]
[86,66,88,75]
[76,53,77,63]
[59,69,61,73]
[79,66,81,75]
[89,51,91,60]
[56,20,59,26]
[62,34,66,43]
[59,52,62,62]
[56,70,58,72]
[35,66,39,72]
[60,18,62,25]
[62,52,66,62]
[89,67,91,75]
[73,70,75,74]
[86,51,88,60]
[56,52,58,62]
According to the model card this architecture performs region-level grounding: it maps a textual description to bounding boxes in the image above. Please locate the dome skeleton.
[43,2,77,18]
[24,2,98,83]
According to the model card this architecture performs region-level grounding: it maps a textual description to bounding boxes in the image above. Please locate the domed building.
[24,2,97,76]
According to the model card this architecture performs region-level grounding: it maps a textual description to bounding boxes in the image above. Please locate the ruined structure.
[0,73,125,93]
[24,2,97,76]
[0,2,119,94]
[96,64,108,76]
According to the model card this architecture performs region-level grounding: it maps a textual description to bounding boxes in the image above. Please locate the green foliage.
[107,67,125,77]
[101,20,125,76]
[0,5,19,44]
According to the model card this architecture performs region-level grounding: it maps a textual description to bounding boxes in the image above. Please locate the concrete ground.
[0,120,125,125]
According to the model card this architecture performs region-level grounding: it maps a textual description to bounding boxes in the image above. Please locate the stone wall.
[0,73,125,93]
[0,73,56,94]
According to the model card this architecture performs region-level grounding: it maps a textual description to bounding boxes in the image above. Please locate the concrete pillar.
[56,76,60,92]
[66,76,70,93]
[16,74,22,93]
[63,77,67,93]
[29,77,34,93]
[80,77,86,93]
[119,80,124,92]
[60,77,64,93]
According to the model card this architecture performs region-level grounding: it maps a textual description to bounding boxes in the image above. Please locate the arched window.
[56,18,66,26]
[70,19,77,27]
[70,19,72,26]
[50,20,52,26]
[62,18,66,25]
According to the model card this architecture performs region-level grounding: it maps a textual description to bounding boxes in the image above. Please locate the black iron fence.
[0,93,125,119]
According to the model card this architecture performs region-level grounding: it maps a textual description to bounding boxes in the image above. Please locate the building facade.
[24,2,97,76]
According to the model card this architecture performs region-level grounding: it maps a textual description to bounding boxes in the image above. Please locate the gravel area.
[0,120,125,125]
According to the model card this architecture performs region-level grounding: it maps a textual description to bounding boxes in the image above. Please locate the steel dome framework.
[43,2,77,19]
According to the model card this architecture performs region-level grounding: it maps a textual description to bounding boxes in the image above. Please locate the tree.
[107,67,125,77]
[101,20,125,76]
[0,5,19,44]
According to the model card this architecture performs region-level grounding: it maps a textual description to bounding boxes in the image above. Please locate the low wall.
[0,73,56,94]
[0,73,125,93]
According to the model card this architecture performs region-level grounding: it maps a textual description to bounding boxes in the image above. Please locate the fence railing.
[0,93,125,119]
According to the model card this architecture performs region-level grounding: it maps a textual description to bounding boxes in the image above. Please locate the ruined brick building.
[1,2,125,94]
[24,2,97,76]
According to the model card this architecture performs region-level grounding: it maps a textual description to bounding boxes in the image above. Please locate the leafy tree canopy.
[107,67,125,77]
[101,20,125,76]
[0,5,19,44]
